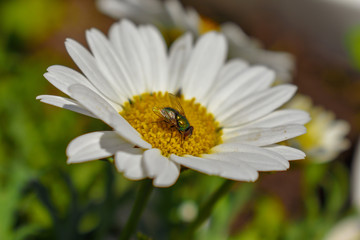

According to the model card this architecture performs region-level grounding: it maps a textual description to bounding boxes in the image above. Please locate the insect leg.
[164,124,175,144]
[180,131,184,146]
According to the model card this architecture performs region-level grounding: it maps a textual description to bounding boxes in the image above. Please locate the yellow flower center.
[161,27,184,46]
[120,92,222,157]
[199,15,220,34]
[160,15,220,45]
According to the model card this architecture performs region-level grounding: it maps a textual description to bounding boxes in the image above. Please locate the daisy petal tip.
[136,139,152,149]
[46,65,57,72]
[120,18,135,28]
[288,84,298,94]
[152,179,175,188]
[66,158,79,164]
[86,28,99,38]
[43,72,50,78]
[296,111,311,125]
[113,160,123,173]
[281,162,290,171]
[250,172,259,182]
[123,172,147,181]
[294,149,306,159]
[300,125,307,135]
[64,38,75,46]
[144,143,152,149]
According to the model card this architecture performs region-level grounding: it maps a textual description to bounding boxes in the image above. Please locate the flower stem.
[119,179,154,240]
[186,179,235,238]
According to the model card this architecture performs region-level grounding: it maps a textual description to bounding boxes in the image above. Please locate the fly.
[153,94,194,143]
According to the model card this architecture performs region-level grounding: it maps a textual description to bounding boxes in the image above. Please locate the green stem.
[119,179,154,240]
[186,179,235,238]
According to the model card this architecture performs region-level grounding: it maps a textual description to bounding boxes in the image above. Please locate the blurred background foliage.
[1,0,360,239]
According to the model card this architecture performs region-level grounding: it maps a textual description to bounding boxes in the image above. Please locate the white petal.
[69,85,151,149]
[183,7,200,34]
[44,65,98,97]
[171,154,258,181]
[36,95,96,118]
[96,0,133,19]
[242,109,310,128]
[138,25,168,92]
[220,22,257,49]
[209,58,249,93]
[43,66,121,111]
[153,160,180,187]
[143,148,180,187]
[219,84,297,127]
[168,33,193,93]
[65,38,123,104]
[97,0,166,24]
[66,131,133,163]
[108,20,150,94]
[211,143,289,170]
[86,28,135,100]
[263,144,306,161]
[115,148,147,180]
[44,65,122,114]
[224,109,310,134]
[204,152,287,171]
[164,0,196,31]
[225,124,306,147]
[208,66,274,115]
[221,22,294,82]
[143,148,168,178]
[181,32,227,104]
[163,0,200,33]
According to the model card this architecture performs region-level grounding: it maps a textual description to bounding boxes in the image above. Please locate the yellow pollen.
[120,92,222,157]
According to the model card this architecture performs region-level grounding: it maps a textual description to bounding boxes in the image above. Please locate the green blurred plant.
[0,0,64,44]
[346,25,360,71]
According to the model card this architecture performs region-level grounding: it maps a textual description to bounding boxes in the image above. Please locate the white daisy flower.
[37,19,308,187]
[96,0,294,82]
[286,94,350,163]
[324,216,360,240]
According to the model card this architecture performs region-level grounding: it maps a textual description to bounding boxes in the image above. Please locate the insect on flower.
[153,94,194,143]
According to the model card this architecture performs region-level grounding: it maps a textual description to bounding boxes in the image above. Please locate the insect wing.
[168,93,185,116]
[152,106,177,125]
[153,106,165,119]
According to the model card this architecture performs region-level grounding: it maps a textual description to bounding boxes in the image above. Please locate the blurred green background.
[1,0,360,239]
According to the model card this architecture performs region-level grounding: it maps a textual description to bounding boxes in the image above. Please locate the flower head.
[37,19,308,187]
[96,0,294,82]
[324,217,360,240]
[286,94,350,163]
